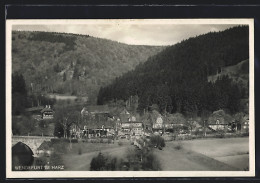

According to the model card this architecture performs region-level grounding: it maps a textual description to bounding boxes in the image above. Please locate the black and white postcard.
[6,19,255,178]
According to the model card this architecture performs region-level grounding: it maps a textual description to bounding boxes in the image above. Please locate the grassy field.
[160,137,249,171]
[61,140,130,170]
[56,137,249,171]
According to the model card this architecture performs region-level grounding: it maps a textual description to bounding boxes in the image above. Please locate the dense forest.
[97,26,249,116]
[12,31,164,105]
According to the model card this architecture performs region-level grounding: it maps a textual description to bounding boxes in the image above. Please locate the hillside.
[208,59,249,96]
[12,31,164,104]
[97,26,249,115]
[208,59,249,82]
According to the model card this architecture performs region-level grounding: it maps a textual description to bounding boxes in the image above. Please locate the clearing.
[155,137,249,171]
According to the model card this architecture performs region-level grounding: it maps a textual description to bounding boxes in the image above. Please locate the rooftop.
[82,105,109,114]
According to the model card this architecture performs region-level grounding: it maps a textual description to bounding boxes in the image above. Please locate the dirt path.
[62,145,129,171]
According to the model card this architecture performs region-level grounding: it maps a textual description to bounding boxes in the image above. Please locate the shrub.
[78,147,82,155]
[216,131,225,138]
[49,152,64,168]
[174,142,183,150]
[52,141,69,154]
[118,141,123,146]
[51,138,69,144]
[149,135,165,149]
[90,152,119,171]
[90,152,106,171]
[34,157,47,170]
[71,139,78,143]
[141,152,161,171]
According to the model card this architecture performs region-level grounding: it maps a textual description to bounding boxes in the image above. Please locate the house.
[241,114,249,133]
[40,105,54,120]
[119,108,131,122]
[208,119,229,131]
[131,122,143,136]
[120,121,143,137]
[81,105,112,122]
[81,105,110,115]
[207,110,230,132]
[25,106,44,114]
[79,118,116,138]
[152,115,164,133]
[120,122,132,136]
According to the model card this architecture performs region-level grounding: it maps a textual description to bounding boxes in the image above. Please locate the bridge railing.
[12,135,55,139]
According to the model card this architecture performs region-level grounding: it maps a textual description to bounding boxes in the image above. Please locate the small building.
[120,121,143,137]
[81,105,112,123]
[81,105,110,116]
[208,119,229,131]
[119,108,131,122]
[152,115,164,133]
[131,122,143,136]
[40,105,54,120]
[241,115,249,133]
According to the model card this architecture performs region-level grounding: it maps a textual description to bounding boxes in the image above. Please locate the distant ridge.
[12,31,165,104]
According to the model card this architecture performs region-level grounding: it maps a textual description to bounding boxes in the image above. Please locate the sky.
[13,24,237,46]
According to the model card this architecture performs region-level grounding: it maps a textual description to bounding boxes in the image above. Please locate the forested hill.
[97,26,249,115]
[12,31,164,104]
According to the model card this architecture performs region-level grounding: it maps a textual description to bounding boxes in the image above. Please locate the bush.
[49,152,64,168]
[52,141,69,154]
[150,135,165,149]
[118,141,123,146]
[34,157,48,171]
[90,152,106,171]
[90,152,119,171]
[174,142,183,150]
[78,147,82,155]
[142,152,161,171]
[71,139,78,143]
[216,130,225,138]
[51,138,69,144]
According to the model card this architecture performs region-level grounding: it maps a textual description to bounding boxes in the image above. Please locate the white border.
[6,19,255,178]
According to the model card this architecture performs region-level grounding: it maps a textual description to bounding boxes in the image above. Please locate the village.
[12,101,248,171]
[26,99,249,142]
[10,24,251,172]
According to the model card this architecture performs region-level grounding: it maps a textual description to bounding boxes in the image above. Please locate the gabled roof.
[83,105,109,113]
[25,106,44,112]
[41,108,54,113]
[120,108,130,115]
[121,121,143,124]
[80,120,115,129]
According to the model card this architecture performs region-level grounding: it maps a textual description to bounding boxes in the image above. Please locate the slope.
[98,26,249,115]
[12,31,165,104]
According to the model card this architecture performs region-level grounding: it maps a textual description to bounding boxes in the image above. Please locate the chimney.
[49,105,51,109]
[46,105,48,108]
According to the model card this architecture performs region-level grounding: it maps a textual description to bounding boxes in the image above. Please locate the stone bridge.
[12,136,53,156]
